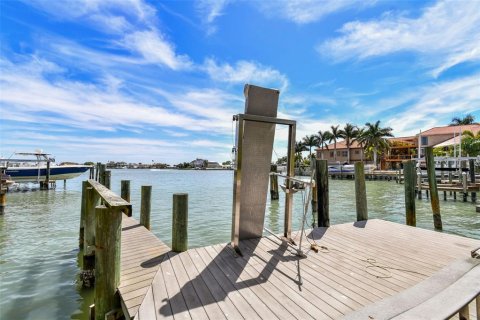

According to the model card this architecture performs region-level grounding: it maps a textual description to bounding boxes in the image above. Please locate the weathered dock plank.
[123,219,479,320]
[119,214,170,319]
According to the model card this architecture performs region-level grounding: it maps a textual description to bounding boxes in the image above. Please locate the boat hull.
[6,165,90,183]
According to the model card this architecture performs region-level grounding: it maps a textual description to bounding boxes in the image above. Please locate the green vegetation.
[289,120,393,168]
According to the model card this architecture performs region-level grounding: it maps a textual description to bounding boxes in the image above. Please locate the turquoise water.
[0,169,478,319]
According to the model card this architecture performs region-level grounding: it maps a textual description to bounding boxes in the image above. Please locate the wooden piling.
[89,167,94,179]
[120,180,130,203]
[0,190,5,215]
[443,191,447,201]
[417,171,422,200]
[95,163,100,181]
[403,160,416,227]
[315,160,329,227]
[311,162,317,214]
[94,205,121,320]
[269,174,279,201]
[99,164,106,185]
[140,186,152,230]
[425,147,442,230]
[104,170,111,189]
[172,193,188,252]
[79,181,87,249]
[84,186,100,270]
[469,159,476,202]
[448,161,453,185]
[354,162,368,221]
[462,172,468,202]
[43,160,51,190]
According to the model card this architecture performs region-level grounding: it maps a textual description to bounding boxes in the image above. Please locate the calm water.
[0,169,478,319]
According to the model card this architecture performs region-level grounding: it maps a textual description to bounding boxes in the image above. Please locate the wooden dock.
[118,219,480,320]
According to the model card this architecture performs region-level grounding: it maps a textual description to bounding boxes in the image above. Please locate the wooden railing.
[79,177,132,320]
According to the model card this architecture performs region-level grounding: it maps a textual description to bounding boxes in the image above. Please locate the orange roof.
[420,124,480,136]
[320,140,361,150]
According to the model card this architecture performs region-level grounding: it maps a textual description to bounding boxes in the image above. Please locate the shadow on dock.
[158,238,299,317]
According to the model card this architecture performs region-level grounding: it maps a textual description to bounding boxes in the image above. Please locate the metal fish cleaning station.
[78,84,480,320]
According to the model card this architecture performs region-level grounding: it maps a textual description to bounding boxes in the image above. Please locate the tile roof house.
[315,124,479,168]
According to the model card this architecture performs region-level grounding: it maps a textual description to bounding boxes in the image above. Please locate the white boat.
[2,152,90,183]
[328,164,376,174]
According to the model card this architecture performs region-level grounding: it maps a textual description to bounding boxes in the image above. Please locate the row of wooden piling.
[79,165,189,319]
[269,146,477,232]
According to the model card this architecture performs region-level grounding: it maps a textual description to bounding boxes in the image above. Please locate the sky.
[1,0,479,164]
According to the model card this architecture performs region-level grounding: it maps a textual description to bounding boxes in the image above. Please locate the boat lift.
[231,84,316,258]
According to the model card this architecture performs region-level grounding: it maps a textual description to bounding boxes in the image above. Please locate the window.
[355,150,360,155]
[330,151,334,157]
[421,136,428,146]
[341,151,348,157]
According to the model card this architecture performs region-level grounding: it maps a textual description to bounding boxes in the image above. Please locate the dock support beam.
[426,147,442,230]
[0,190,5,215]
[403,160,416,227]
[448,161,453,185]
[84,186,100,270]
[354,162,368,221]
[417,171,422,200]
[121,180,131,216]
[140,186,152,230]
[462,172,468,202]
[469,159,476,203]
[270,174,279,200]
[104,170,111,190]
[172,193,188,252]
[95,205,121,320]
[79,181,87,249]
[315,159,329,227]
[121,180,130,203]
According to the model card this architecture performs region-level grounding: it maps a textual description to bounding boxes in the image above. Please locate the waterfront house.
[315,136,417,169]
[315,140,366,164]
[417,124,480,157]
[315,124,479,169]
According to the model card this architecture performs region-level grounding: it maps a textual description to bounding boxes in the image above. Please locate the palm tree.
[295,141,308,167]
[330,125,341,161]
[339,123,358,164]
[450,114,476,125]
[302,134,318,159]
[355,128,367,162]
[362,120,394,168]
[315,130,332,159]
[462,130,480,138]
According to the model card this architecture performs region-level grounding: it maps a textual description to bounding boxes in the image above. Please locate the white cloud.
[26,0,156,32]
[259,0,375,24]
[0,57,233,134]
[384,74,480,136]
[25,0,192,70]
[195,0,231,35]
[122,30,192,70]
[203,58,289,92]
[319,0,480,77]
